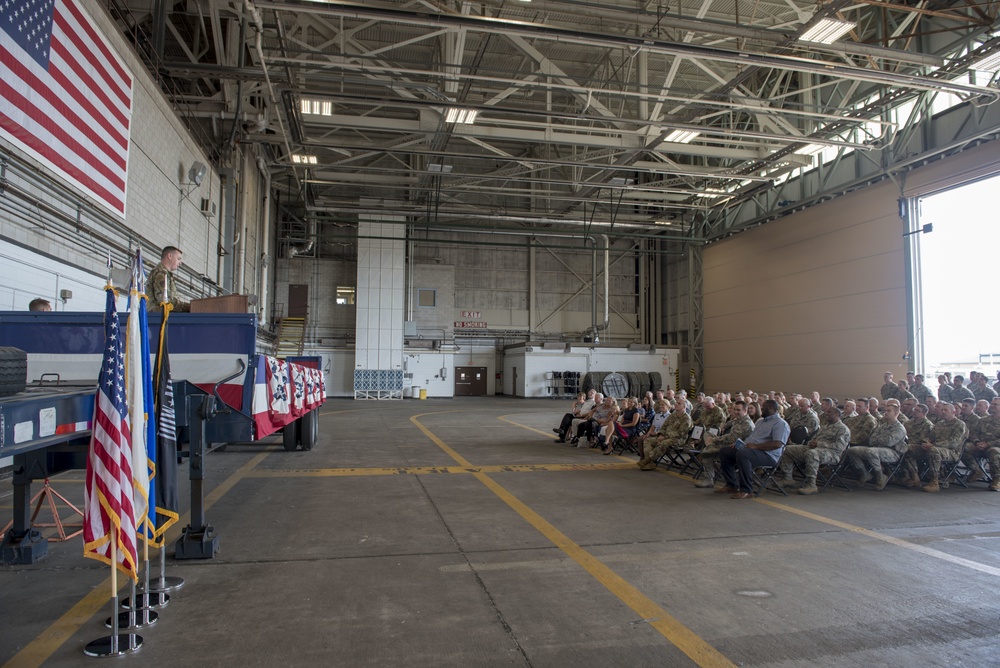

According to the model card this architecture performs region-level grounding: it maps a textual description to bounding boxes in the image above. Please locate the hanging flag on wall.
[83,286,138,579]
[0,0,133,217]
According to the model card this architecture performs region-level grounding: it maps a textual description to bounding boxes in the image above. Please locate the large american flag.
[83,286,138,580]
[0,0,133,217]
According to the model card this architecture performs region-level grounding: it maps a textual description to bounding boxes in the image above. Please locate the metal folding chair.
[751,455,788,497]
[817,450,854,492]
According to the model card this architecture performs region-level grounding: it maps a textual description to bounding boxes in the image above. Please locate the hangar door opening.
[911,173,1000,379]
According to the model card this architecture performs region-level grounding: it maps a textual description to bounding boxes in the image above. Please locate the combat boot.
[922,479,940,493]
[967,468,984,484]
[856,469,871,485]
[694,473,715,488]
[636,457,651,469]
[873,472,889,491]
[989,480,1000,492]
[797,480,818,495]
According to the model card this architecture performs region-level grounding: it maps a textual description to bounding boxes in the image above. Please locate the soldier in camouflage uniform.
[880,372,900,401]
[147,246,191,312]
[846,401,908,491]
[904,404,934,446]
[937,374,954,403]
[778,407,851,495]
[843,399,878,447]
[696,397,727,433]
[695,400,754,488]
[911,374,935,404]
[973,376,998,403]
[925,396,941,423]
[963,397,1000,488]
[638,402,692,471]
[787,398,820,443]
[950,376,975,403]
[958,399,980,433]
[902,402,968,493]
[816,397,836,427]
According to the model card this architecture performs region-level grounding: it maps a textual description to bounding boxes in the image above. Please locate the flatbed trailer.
[0,311,325,563]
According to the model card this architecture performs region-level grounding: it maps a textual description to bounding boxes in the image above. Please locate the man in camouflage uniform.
[962,397,1000,487]
[976,400,990,418]
[905,403,934,446]
[911,374,935,404]
[958,398,980,433]
[903,402,968,493]
[787,398,820,444]
[950,375,975,403]
[868,397,883,420]
[695,400,754,488]
[696,396,726,434]
[924,396,941,423]
[880,372,900,401]
[843,398,878,447]
[147,246,191,312]
[973,376,998,403]
[638,402,692,471]
[937,374,954,403]
[816,397,837,427]
[778,406,851,495]
[846,400,908,491]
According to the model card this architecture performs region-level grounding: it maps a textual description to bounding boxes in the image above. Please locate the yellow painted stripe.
[754,497,1000,578]
[3,449,274,668]
[497,414,559,438]
[412,413,734,668]
[245,462,637,477]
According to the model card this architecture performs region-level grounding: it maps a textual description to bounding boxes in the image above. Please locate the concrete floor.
[3,397,1000,667]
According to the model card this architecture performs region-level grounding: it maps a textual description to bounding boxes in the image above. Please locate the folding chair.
[679,448,706,480]
[879,449,909,488]
[939,444,969,489]
[818,449,854,492]
[611,423,643,456]
[751,455,788,497]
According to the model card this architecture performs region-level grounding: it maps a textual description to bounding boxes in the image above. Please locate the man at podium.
[148,246,191,312]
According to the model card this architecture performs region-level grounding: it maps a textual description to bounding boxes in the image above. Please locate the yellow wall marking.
[3,450,274,668]
[411,413,735,668]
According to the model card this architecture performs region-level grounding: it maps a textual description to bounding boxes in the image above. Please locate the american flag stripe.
[0,50,127,171]
[0,0,132,218]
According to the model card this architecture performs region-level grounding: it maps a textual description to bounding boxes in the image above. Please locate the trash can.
[412,386,422,399]
[419,388,428,400]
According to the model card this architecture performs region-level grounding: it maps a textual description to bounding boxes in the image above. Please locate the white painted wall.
[404,351,455,398]
[502,345,679,397]
[0,241,109,311]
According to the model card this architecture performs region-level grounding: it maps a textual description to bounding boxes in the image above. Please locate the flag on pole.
[153,302,179,543]
[83,286,138,579]
[0,0,133,218]
[125,254,152,537]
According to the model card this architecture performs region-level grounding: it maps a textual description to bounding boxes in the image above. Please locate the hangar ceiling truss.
[109,0,1000,251]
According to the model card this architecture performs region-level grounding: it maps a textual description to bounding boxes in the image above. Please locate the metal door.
[455,366,488,396]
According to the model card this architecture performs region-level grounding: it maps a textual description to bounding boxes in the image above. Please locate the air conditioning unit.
[200,198,215,215]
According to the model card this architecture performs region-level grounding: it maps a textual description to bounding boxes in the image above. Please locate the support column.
[354,211,405,399]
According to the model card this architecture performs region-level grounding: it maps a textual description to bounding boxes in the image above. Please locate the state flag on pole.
[83,286,138,579]
[125,256,151,537]
[0,0,133,218]
[153,303,179,544]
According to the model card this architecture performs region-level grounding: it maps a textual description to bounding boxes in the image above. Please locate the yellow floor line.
[411,412,734,668]
[3,449,274,668]
[245,462,637,477]
[754,497,1000,578]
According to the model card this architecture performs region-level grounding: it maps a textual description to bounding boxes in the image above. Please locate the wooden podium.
[189,295,249,313]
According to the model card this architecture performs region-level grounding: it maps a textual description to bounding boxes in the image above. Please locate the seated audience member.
[569,393,602,445]
[843,399,878,447]
[637,402,692,471]
[958,398,981,432]
[716,400,790,499]
[845,400,908,491]
[675,389,692,413]
[787,398,820,444]
[638,400,671,448]
[696,400,755,488]
[904,403,934,446]
[962,397,1000,485]
[868,397,882,420]
[880,372,900,400]
[778,406,850,495]
[585,396,620,451]
[994,371,1000,395]
[690,393,706,423]
[902,402,968,493]
[937,374,954,403]
[911,374,934,403]
[613,397,642,453]
[896,380,915,401]
[696,396,726,435]
[924,396,940,423]
[554,391,593,443]
[975,399,990,418]
[950,375,975,402]
[746,401,762,423]
[816,397,836,426]
[899,398,917,422]
[973,375,998,403]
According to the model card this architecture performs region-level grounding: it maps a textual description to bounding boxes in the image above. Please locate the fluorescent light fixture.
[291,154,318,164]
[427,163,453,173]
[654,219,677,226]
[445,108,478,124]
[794,143,828,157]
[664,129,700,144]
[300,99,332,116]
[799,18,855,44]
[970,51,1000,73]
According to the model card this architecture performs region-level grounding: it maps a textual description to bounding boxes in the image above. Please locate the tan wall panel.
[704,180,910,398]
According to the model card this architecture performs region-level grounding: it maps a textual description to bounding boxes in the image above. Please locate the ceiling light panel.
[664,129,700,144]
[799,18,855,45]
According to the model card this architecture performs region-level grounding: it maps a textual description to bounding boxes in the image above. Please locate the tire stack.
[579,370,663,398]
